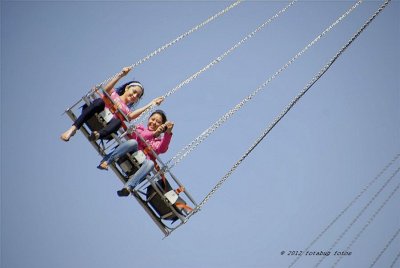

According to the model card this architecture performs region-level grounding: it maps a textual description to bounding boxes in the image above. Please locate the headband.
[127,82,143,90]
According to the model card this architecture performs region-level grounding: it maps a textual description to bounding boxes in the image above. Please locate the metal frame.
[64,90,197,237]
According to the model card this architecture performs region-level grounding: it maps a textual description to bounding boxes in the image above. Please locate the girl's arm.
[149,131,172,155]
[127,96,164,120]
[134,125,171,155]
[103,66,132,94]
[152,121,174,154]
[155,132,172,154]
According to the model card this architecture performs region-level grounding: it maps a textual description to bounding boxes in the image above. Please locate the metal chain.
[369,227,400,268]
[390,250,400,268]
[315,166,400,267]
[332,172,400,267]
[133,0,298,126]
[289,153,400,268]
[184,0,390,222]
[166,0,362,169]
[94,0,243,90]
[130,0,243,70]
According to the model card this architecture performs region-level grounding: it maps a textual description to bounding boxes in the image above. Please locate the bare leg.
[61,98,105,142]
[60,125,77,142]
[97,161,109,170]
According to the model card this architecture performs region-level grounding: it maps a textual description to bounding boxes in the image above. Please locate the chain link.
[332,170,400,267]
[133,0,298,126]
[390,251,400,268]
[369,227,400,268]
[289,153,400,267]
[92,0,243,91]
[184,0,391,222]
[316,166,399,267]
[131,0,243,69]
[167,0,361,170]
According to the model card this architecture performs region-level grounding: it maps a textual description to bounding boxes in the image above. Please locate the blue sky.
[2,1,399,268]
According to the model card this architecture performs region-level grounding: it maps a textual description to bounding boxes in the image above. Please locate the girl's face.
[123,86,143,104]
[148,113,164,131]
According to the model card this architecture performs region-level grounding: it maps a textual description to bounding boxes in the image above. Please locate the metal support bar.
[164,168,198,207]
[132,191,170,237]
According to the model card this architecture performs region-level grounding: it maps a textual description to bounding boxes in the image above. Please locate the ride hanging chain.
[331,168,400,268]
[369,227,400,268]
[315,166,399,267]
[132,0,298,126]
[183,0,392,222]
[94,0,243,92]
[289,153,400,267]
[166,0,363,170]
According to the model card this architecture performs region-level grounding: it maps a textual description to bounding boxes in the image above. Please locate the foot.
[97,161,109,170]
[117,187,131,197]
[88,131,100,141]
[60,126,77,142]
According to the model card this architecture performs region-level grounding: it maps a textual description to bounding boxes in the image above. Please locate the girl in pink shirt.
[97,110,174,197]
[60,66,163,142]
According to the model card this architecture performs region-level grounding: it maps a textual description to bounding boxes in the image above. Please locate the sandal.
[88,131,100,141]
[117,188,130,197]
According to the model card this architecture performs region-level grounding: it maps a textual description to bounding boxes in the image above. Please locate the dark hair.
[116,80,144,98]
[115,80,144,109]
[150,110,167,124]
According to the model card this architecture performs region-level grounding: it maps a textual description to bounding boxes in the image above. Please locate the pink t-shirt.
[128,124,172,160]
[103,90,130,119]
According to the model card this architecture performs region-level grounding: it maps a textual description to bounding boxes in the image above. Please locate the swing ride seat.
[111,152,194,236]
[113,152,192,222]
[115,153,141,182]
[145,178,191,222]
[129,174,193,237]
